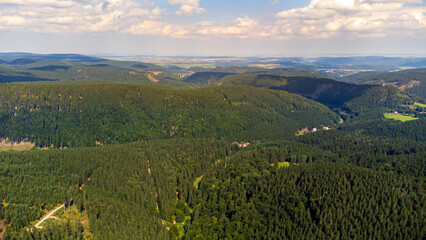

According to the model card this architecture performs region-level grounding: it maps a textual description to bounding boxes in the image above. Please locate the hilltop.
[341,68,426,99]
[0,53,188,87]
[183,67,327,86]
[218,74,376,107]
[0,54,424,240]
[0,84,338,148]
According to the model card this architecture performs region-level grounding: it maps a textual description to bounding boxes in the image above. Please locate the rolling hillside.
[0,54,424,240]
[0,81,423,240]
[216,73,421,115]
[0,67,56,83]
[343,69,426,99]
[0,53,104,63]
[184,67,327,86]
[0,53,188,86]
[0,84,339,148]
[0,53,180,73]
[184,72,235,85]
[218,74,375,107]
[0,64,189,87]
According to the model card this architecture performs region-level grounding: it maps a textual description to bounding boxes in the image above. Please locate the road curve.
[34,204,65,229]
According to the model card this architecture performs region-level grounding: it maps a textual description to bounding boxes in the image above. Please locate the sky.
[0,0,425,56]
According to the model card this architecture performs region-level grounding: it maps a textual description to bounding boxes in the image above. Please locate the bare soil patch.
[145,72,160,83]
[0,220,5,239]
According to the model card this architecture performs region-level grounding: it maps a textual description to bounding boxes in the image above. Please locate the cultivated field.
[384,113,418,122]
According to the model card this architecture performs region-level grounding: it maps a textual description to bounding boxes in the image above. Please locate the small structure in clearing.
[232,142,251,148]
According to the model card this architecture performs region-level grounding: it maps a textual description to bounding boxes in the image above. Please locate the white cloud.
[125,20,165,35]
[0,0,165,32]
[168,0,205,16]
[126,16,275,39]
[176,17,281,39]
[0,15,28,26]
[275,0,426,38]
[0,0,76,8]
[0,0,424,41]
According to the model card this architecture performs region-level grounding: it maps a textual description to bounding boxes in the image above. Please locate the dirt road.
[34,204,65,229]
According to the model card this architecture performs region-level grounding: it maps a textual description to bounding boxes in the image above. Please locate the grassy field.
[384,113,418,122]
[53,205,91,238]
[296,128,310,136]
[270,162,290,168]
[165,215,191,238]
[193,175,203,190]
[0,141,34,151]
[414,102,426,108]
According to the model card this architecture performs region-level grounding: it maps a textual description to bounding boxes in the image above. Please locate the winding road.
[34,204,65,229]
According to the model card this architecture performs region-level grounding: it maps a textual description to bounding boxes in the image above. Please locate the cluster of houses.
[232,142,251,148]
[311,126,331,133]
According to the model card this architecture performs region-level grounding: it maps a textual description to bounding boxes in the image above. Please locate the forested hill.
[0,84,338,148]
[0,57,424,240]
[0,53,168,72]
[0,53,189,87]
[183,68,326,86]
[184,72,235,86]
[217,73,386,107]
[0,65,189,87]
[1,137,424,239]
[0,82,424,240]
[342,68,426,99]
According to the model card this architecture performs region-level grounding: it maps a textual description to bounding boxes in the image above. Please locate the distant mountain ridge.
[0,52,104,63]
[217,73,374,107]
[213,73,422,124]
[0,84,339,147]
[184,67,328,86]
[341,68,426,99]
[1,52,424,101]
[0,53,188,87]
[0,54,424,240]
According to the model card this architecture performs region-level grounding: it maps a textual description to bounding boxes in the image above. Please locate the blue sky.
[153,0,312,19]
[0,0,425,56]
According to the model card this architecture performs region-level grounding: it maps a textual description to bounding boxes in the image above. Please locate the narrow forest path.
[34,204,65,229]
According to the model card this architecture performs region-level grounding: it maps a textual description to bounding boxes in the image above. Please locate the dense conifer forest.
[0,71,424,239]
[0,84,338,148]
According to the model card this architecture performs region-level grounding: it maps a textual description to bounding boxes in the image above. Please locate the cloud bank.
[0,0,424,40]
[275,0,426,38]
[168,0,205,16]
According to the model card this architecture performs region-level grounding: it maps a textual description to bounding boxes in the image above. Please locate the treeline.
[82,139,232,239]
[0,139,235,239]
[218,74,374,107]
[214,73,419,119]
[0,82,424,239]
[1,221,85,240]
[0,146,107,232]
[339,116,426,141]
[0,134,424,239]
[0,84,338,148]
[297,131,425,177]
[340,85,415,117]
[0,63,186,87]
[1,135,425,239]
[352,69,426,98]
[184,150,425,239]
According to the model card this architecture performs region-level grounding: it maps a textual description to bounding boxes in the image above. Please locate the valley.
[2,0,426,238]
[0,53,424,240]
